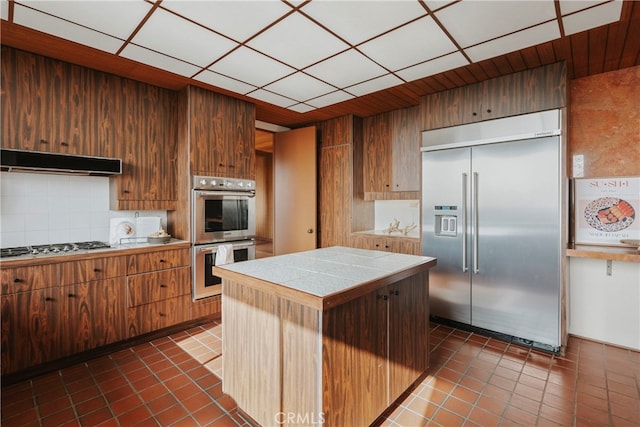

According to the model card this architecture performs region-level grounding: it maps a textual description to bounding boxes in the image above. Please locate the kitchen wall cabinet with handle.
[187,85,256,179]
[420,61,567,130]
[363,106,420,197]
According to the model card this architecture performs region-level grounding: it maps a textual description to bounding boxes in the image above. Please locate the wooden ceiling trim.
[504,50,528,73]
[570,31,591,79]
[588,26,609,76]
[620,2,640,68]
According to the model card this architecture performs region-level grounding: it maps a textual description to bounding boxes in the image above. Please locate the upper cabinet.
[1,47,179,211]
[363,106,420,195]
[188,86,255,179]
[1,47,117,157]
[420,62,567,130]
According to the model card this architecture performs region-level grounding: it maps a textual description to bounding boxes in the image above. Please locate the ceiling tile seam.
[115,1,161,56]
[421,0,473,64]
[194,68,259,96]
[554,0,566,38]
[458,18,561,52]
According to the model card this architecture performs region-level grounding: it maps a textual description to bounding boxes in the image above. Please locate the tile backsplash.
[0,172,166,247]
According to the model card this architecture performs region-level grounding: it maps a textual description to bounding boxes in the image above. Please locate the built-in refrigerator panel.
[422,148,472,324]
[422,109,564,351]
[470,137,561,347]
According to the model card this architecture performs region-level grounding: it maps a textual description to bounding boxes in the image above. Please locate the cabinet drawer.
[127,248,190,275]
[1,264,60,295]
[60,257,127,285]
[127,267,191,307]
[127,295,190,337]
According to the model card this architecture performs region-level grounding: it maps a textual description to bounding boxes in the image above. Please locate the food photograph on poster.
[574,176,640,247]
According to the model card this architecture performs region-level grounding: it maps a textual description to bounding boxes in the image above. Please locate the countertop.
[352,230,420,240]
[0,239,191,268]
[567,244,640,263]
[214,246,437,310]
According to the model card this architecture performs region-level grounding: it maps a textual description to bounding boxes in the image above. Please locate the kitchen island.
[214,246,437,426]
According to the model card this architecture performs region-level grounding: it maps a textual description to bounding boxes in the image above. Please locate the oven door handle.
[195,190,255,198]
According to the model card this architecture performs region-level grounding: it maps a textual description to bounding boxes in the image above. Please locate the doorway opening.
[255,129,273,258]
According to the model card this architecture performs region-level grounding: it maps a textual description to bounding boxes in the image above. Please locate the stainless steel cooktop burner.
[0,241,111,258]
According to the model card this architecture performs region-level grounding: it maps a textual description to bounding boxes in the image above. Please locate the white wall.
[568,257,640,350]
[0,172,166,247]
[374,200,420,237]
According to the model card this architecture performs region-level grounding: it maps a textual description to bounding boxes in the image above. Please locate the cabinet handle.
[94,268,102,273]
[159,312,166,317]
[218,163,225,167]
[60,141,69,147]
[390,290,400,296]
[44,297,54,301]
[160,284,166,288]
[486,109,492,113]
[159,259,165,263]
[377,294,388,301]
[472,112,478,116]
[68,293,76,298]
[39,139,49,145]
[123,190,130,194]
[13,278,23,283]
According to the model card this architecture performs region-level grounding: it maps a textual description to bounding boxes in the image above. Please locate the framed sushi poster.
[574,176,640,246]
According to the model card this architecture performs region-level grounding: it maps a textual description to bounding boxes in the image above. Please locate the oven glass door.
[193,191,255,244]
[193,242,256,299]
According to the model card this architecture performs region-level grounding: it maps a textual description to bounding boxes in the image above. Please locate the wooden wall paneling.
[363,112,392,192]
[255,150,273,241]
[322,289,388,426]
[350,116,375,233]
[281,299,322,425]
[319,144,351,248]
[167,86,191,240]
[223,281,281,427]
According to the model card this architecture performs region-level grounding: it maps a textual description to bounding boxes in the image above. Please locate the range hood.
[1,149,122,176]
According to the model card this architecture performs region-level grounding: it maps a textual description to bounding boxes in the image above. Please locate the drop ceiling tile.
[1,0,8,20]
[120,44,201,77]
[559,0,610,15]
[13,4,123,53]
[464,21,560,63]
[288,103,316,113]
[131,8,238,68]
[346,74,403,97]
[396,52,468,82]
[434,0,557,48]
[306,90,355,109]
[305,49,388,89]
[247,89,296,109]
[300,0,426,45]
[193,69,257,95]
[247,11,349,70]
[209,46,295,88]
[160,0,292,42]
[264,73,336,103]
[562,0,623,35]
[14,0,152,39]
[358,16,456,71]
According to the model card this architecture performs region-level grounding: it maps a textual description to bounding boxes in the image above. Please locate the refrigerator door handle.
[473,172,479,274]
[462,173,468,272]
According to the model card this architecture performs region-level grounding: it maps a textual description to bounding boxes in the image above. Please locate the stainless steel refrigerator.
[421,110,566,351]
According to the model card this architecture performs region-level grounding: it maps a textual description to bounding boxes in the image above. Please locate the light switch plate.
[573,154,584,178]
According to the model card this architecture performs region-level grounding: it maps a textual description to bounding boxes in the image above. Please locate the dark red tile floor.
[2,321,639,426]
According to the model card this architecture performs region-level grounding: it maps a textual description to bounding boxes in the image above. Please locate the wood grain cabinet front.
[188,85,256,179]
[60,256,127,285]
[127,267,191,307]
[351,235,421,255]
[127,295,191,337]
[62,278,126,356]
[1,264,60,295]
[363,106,420,194]
[126,248,190,275]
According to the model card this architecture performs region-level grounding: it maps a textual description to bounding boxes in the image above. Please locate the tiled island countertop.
[213,245,436,310]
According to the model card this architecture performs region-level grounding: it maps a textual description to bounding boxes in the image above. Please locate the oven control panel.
[193,175,255,191]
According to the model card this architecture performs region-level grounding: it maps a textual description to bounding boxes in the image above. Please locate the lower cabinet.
[351,235,421,255]
[1,287,62,375]
[126,266,191,337]
[62,278,126,356]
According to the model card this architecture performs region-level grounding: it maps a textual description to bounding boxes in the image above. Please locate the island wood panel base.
[222,271,430,426]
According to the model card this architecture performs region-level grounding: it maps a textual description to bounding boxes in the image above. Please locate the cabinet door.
[62,278,126,356]
[127,295,190,337]
[1,287,62,375]
[391,106,420,192]
[60,256,126,286]
[322,289,388,426]
[126,248,190,275]
[363,112,392,193]
[111,80,178,208]
[1,264,60,295]
[319,145,351,247]
[190,86,255,179]
[127,267,190,307]
[388,272,430,401]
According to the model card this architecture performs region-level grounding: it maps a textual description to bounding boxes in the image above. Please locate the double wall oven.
[191,175,256,300]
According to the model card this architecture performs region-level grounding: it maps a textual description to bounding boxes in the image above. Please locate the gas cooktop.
[0,241,112,259]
